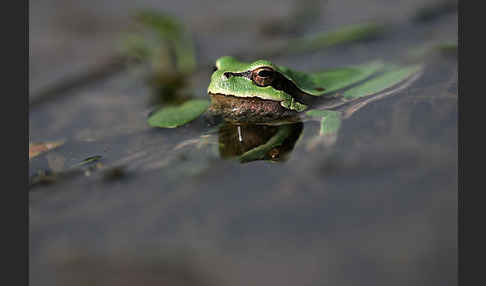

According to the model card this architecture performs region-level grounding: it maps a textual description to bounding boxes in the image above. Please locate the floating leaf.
[29,140,65,159]
[343,65,423,99]
[278,60,385,96]
[306,110,342,136]
[148,99,210,128]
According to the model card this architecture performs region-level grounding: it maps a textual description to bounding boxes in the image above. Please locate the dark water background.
[29,0,457,285]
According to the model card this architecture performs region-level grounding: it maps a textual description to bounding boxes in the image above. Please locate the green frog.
[207,56,422,123]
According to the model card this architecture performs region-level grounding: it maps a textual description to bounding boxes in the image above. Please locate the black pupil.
[258,70,273,77]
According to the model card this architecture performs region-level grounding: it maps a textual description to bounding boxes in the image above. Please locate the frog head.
[207,57,328,118]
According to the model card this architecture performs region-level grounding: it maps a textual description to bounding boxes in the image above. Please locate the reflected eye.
[252,67,275,87]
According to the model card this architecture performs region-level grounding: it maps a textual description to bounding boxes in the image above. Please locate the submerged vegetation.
[121,10,197,99]
[122,11,197,75]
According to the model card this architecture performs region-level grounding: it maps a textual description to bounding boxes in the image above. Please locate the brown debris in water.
[29,140,65,159]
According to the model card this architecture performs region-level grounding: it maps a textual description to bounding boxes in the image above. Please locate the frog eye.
[252,67,276,87]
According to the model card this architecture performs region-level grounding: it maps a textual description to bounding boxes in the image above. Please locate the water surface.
[29,1,457,285]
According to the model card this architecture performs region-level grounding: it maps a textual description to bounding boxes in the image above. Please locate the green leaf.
[306,110,342,136]
[342,65,422,99]
[147,99,210,128]
[278,60,385,96]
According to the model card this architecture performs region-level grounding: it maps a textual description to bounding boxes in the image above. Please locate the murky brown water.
[29,1,457,285]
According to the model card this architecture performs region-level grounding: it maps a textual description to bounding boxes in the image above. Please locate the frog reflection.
[217,122,303,163]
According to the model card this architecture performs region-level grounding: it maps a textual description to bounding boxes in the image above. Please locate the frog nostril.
[212,66,218,72]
